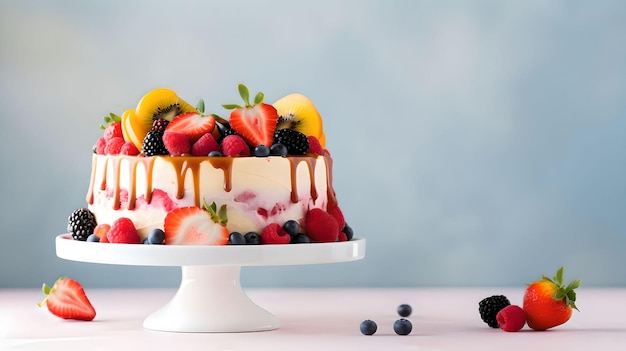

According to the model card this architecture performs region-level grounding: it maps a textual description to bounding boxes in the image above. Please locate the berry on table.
[67,208,97,241]
[397,304,412,317]
[393,318,412,335]
[496,305,526,332]
[360,319,377,335]
[479,295,511,328]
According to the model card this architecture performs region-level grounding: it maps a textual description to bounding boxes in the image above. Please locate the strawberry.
[496,305,526,332]
[191,133,221,156]
[305,208,339,242]
[103,121,123,141]
[165,112,216,143]
[163,131,191,156]
[38,277,96,321]
[260,223,291,244]
[221,135,251,157]
[120,142,140,156]
[107,217,141,244]
[223,84,278,147]
[164,201,229,245]
[523,267,581,330]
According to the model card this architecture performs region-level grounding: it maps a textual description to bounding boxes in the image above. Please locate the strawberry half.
[164,201,229,245]
[223,84,278,147]
[38,277,96,321]
[165,112,217,143]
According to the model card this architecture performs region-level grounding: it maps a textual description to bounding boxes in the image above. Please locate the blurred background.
[1,0,624,288]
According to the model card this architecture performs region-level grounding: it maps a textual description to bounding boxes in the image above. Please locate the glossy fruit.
[305,208,339,242]
[221,135,250,156]
[244,232,261,245]
[397,304,412,317]
[360,320,377,335]
[164,201,229,245]
[260,223,291,244]
[147,228,165,244]
[273,93,326,147]
[523,267,581,330]
[479,295,510,328]
[393,318,412,335]
[228,232,246,245]
[67,208,97,241]
[165,112,216,143]
[191,133,221,156]
[283,220,300,237]
[107,217,141,244]
[38,277,96,321]
[223,84,278,147]
[496,305,526,332]
[163,131,191,156]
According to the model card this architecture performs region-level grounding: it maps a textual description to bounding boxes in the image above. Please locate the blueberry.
[397,304,412,317]
[291,234,310,244]
[254,144,270,157]
[86,234,100,242]
[208,150,223,157]
[228,232,246,245]
[270,143,288,157]
[283,220,300,237]
[360,320,377,335]
[393,318,412,335]
[147,228,165,244]
[342,222,354,241]
[244,232,261,245]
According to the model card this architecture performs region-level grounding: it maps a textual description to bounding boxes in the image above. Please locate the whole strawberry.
[523,267,581,330]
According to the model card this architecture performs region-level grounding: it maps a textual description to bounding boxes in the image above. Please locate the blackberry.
[151,119,169,132]
[479,295,511,328]
[142,131,168,156]
[273,129,310,155]
[67,208,97,241]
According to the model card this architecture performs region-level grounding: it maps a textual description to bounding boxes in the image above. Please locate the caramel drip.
[86,155,97,205]
[287,157,320,203]
[208,157,234,192]
[110,157,122,210]
[163,157,204,205]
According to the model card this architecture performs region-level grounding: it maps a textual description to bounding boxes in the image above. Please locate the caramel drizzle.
[87,154,335,209]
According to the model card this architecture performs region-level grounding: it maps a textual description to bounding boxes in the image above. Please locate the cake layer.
[87,154,336,239]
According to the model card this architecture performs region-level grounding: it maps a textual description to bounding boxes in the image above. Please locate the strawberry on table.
[164,200,229,245]
[223,84,278,147]
[38,277,96,321]
[523,266,581,330]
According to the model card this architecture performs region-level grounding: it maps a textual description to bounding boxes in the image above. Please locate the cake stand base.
[143,265,278,333]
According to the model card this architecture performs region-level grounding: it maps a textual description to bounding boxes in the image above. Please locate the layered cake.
[67,84,353,245]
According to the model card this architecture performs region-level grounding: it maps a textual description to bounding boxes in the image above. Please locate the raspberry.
[260,223,291,244]
[307,135,324,155]
[192,133,221,156]
[107,217,141,244]
[221,135,250,156]
[163,131,191,156]
[496,305,526,332]
[327,203,346,230]
[120,142,140,156]
[103,122,123,141]
[95,137,107,154]
[479,295,511,328]
[305,208,339,242]
[104,137,125,155]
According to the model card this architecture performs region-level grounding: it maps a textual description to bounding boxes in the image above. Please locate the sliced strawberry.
[223,84,278,147]
[39,277,96,321]
[165,112,216,143]
[164,203,229,245]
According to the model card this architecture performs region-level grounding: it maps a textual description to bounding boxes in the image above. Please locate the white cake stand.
[55,234,365,333]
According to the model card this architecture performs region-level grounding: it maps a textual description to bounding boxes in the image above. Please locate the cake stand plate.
[55,234,365,333]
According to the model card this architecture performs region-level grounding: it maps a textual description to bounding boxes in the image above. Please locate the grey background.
[1,0,624,288]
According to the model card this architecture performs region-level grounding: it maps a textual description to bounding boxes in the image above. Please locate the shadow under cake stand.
[55,234,365,333]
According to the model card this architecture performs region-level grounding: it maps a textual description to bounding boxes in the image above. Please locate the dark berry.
[67,208,97,241]
[147,228,165,244]
[151,119,170,132]
[208,150,223,157]
[479,295,511,328]
[216,122,237,141]
[397,304,412,317]
[86,234,100,242]
[244,232,261,245]
[254,144,270,157]
[273,129,309,155]
[360,320,377,335]
[283,220,300,237]
[142,131,168,156]
[269,143,288,157]
[342,222,354,241]
[393,318,412,335]
[291,234,310,244]
[229,232,246,245]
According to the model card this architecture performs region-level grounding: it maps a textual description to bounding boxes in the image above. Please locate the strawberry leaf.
[222,104,242,110]
[196,99,205,113]
[238,84,250,106]
[254,92,264,104]
[218,204,228,224]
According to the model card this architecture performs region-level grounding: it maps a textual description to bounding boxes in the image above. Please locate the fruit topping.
[305,208,339,243]
[496,305,526,332]
[163,131,191,156]
[342,223,354,241]
[360,320,377,335]
[86,234,100,242]
[163,201,229,245]
[67,208,97,241]
[191,133,221,156]
[223,84,278,147]
[253,144,270,157]
[104,136,125,155]
[103,120,123,141]
[145,228,165,244]
[393,318,413,335]
[260,223,291,244]
[38,277,96,321]
[282,219,300,237]
[479,295,510,328]
[397,304,412,317]
[120,142,140,156]
[523,267,581,330]
[327,203,346,231]
[141,130,168,156]
[93,223,110,243]
[307,135,324,155]
[273,129,310,155]
[273,93,326,147]
[221,135,251,157]
[94,137,107,154]
[165,112,216,143]
[107,217,141,244]
[269,143,288,157]
[291,234,310,244]
[244,232,261,245]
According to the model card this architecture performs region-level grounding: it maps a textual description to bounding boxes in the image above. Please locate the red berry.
[93,223,111,242]
[104,137,125,155]
[260,223,291,244]
[95,137,107,155]
[307,136,324,155]
[337,232,348,242]
[327,203,345,230]
[192,133,221,156]
[107,217,141,244]
[103,122,123,141]
[305,208,339,242]
[497,305,526,332]
[221,135,250,156]
[163,131,191,156]
[120,142,140,156]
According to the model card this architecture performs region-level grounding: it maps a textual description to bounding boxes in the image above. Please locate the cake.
[66,84,353,245]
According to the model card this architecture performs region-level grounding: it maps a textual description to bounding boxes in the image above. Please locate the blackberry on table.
[67,208,97,241]
[142,131,168,156]
[273,129,309,155]
[479,295,511,328]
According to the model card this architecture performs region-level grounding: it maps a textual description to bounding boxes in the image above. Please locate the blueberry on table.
[393,318,412,335]
[397,304,412,317]
[360,319,377,335]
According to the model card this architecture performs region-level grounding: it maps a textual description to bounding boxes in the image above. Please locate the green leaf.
[196,99,205,113]
[238,84,250,106]
[109,113,121,122]
[104,116,112,124]
[42,283,50,295]
[218,204,228,225]
[567,279,581,290]
[222,104,241,110]
[555,266,564,285]
[254,92,264,104]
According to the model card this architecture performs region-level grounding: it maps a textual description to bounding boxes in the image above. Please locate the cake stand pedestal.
[55,234,365,333]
